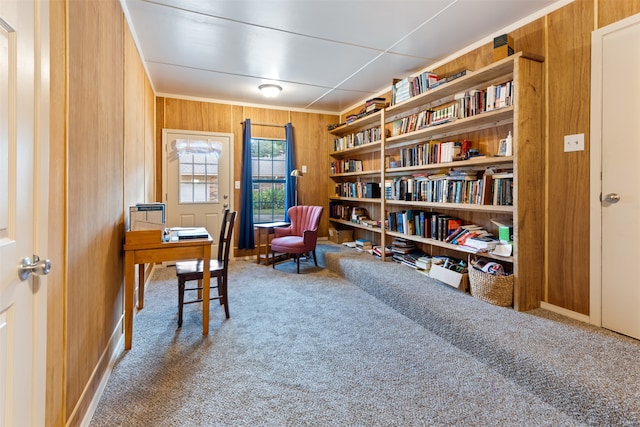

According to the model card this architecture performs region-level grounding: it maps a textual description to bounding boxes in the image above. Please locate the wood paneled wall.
[46,0,156,425]
[156,98,338,257]
[47,1,66,426]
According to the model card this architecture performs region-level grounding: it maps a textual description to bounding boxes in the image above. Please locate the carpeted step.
[318,243,640,426]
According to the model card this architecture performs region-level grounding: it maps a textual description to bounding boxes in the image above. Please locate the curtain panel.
[238,119,255,249]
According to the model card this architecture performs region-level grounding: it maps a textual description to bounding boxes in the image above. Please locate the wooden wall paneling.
[47,1,67,425]
[145,76,155,202]
[513,17,546,59]
[66,0,125,424]
[124,25,145,214]
[546,0,593,314]
[162,98,233,133]
[598,0,640,28]
[244,107,289,139]
[155,97,165,202]
[513,56,545,311]
[290,112,338,237]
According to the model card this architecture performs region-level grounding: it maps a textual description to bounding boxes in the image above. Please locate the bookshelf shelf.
[327,52,544,311]
[329,218,383,233]
[330,170,382,179]
[330,110,383,137]
[384,156,513,176]
[330,196,381,203]
[385,107,514,150]
[329,140,381,157]
[386,230,514,263]
[384,200,515,214]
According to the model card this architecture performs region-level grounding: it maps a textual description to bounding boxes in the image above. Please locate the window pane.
[251,138,286,223]
[178,153,219,204]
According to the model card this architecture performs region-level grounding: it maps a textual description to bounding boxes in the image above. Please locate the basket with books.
[468,257,513,307]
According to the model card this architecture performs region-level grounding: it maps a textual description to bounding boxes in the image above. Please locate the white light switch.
[234,180,241,189]
[564,133,584,152]
[302,165,307,173]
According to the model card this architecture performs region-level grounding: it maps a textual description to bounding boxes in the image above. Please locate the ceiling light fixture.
[259,84,282,98]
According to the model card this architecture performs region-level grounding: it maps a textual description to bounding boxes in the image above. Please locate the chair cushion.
[270,236,306,253]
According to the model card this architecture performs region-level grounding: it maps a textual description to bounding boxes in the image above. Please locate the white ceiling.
[123,0,566,114]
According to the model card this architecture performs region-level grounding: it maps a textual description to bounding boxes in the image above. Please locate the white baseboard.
[79,318,124,427]
[540,301,590,324]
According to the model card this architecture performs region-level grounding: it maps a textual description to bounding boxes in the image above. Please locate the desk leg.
[202,244,211,336]
[137,263,145,309]
[124,251,135,350]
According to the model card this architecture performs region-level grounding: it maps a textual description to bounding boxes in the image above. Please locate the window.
[252,138,286,223]
[178,153,219,203]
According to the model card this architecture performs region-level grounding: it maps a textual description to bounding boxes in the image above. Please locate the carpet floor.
[89,244,640,426]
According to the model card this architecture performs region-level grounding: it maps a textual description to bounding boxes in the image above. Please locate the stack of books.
[365,97,387,113]
[355,239,373,252]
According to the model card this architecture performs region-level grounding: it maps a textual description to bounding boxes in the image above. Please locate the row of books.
[389,238,424,268]
[391,70,471,106]
[332,126,383,152]
[334,182,381,199]
[454,80,514,117]
[330,158,363,175]
[385,170,514,206]
[389,104,458,137]
[389,79,513,140]
[393,140,470,167]
[387,211,501,251]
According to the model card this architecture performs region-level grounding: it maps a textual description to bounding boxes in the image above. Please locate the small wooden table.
[255,221,289,265]
[123,229,212,350]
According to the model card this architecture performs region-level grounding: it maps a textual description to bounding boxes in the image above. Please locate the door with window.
[163,130,233,254]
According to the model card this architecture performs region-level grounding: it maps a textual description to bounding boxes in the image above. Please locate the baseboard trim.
[76,316,124,427]
[540,301,590,324]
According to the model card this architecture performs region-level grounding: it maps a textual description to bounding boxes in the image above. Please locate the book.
[465,235,499,250]
[176,228,209,240]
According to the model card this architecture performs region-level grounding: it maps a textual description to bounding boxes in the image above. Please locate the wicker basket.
[468,267,514,307]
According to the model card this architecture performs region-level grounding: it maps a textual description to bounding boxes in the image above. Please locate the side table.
[255,221,290,265]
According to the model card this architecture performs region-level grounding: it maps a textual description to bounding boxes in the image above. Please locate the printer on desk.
[128,203,165,231]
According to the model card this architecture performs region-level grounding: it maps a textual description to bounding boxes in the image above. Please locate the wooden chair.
[175,210,237,327]
[270,205,323,273]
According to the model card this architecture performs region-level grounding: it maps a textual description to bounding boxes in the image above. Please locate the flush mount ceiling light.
[259,84,282,98]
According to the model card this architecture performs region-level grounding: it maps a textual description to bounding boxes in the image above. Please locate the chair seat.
[175,259,224,276]
[270,236,305,253]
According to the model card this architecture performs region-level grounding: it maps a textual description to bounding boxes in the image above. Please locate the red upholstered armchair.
[270,205,323,273]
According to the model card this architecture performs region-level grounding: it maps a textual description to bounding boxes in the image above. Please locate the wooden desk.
[123,229,212,350]
[255,221,289,265]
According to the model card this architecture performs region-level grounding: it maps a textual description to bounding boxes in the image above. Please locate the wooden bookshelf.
[327,52,544,311]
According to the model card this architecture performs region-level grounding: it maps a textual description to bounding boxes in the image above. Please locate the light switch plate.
[564,133,584,152]
[302,165,307,173]
[234,180,241,189]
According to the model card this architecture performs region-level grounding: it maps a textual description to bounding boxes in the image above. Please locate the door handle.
[18,255,51,281]
[602,193,621,203]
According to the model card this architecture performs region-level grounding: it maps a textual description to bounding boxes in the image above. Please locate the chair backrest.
[217,210,237,263]
[287,205,323,236]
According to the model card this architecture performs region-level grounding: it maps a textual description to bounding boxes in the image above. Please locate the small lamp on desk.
[290,169,303,205]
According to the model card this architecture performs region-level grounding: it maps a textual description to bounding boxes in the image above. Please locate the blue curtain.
[284,123,295,222]
[238,120,255,249]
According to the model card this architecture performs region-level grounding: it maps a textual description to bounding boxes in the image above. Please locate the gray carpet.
[90,244,640,426]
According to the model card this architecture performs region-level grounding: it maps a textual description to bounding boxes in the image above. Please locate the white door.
[591,13,640,339]
[0,1,49,425]
[163,129,233,253]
